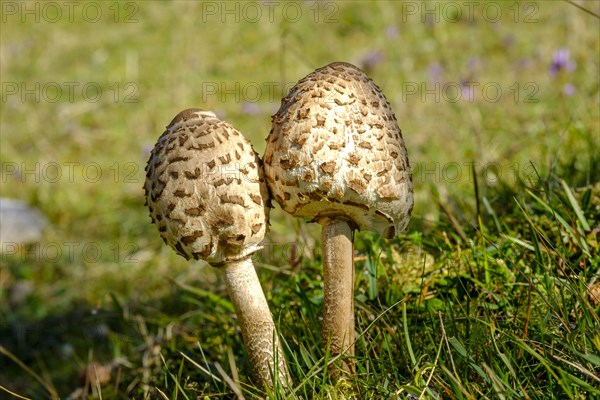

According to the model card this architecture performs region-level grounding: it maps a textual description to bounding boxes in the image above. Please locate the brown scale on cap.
[144,109,269,265]
[264,62,413,239]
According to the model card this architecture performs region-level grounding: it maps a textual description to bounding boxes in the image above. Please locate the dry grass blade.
[0,385,33,400]
[0,346,59,399]
[215,362,245,400]
[155,387,171,400]
[179,351,223,384]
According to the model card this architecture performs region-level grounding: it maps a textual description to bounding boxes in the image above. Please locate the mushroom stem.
[223,258,291,389]
[320,217,355,374]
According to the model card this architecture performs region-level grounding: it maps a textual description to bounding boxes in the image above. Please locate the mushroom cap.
[264,62,413,238]
[145,109,269,265]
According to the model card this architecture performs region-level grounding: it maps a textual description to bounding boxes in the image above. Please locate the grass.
[1,1,599,399]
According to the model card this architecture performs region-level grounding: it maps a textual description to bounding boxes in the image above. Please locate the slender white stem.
[320,217,355,375]
[222,258,291,389]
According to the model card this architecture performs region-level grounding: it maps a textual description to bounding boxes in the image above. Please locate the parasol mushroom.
[263,62,413,374]
[145,108,290,389]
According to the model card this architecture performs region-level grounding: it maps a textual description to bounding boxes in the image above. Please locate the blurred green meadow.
[1,0,599,398]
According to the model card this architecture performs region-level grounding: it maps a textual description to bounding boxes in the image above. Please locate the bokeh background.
[1,1,598,398]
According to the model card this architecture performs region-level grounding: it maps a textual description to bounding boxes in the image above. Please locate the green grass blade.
[526,190,580,241]
[403,302,417,368]
[503,235,535,251]
[560,179,591,231]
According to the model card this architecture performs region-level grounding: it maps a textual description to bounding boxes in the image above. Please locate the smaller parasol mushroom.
[264,62,413,374]
[145,109,290,389]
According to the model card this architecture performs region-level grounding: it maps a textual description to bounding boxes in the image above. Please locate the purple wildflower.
[360,50,384,70]
[467,57,481,73]
[428,62,443,83]
[385,25,399,39]
[241,102,261,116]
[460,80,476,102]
[503,34,516,49]
[517,58,533,70]
[563,83,576,96]
[550,48,576,77]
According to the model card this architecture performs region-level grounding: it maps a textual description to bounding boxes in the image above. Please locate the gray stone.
[0,198,48,250]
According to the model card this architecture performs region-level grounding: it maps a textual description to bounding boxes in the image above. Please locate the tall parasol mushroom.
[264,62,413,374]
